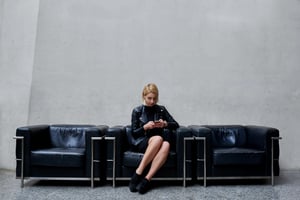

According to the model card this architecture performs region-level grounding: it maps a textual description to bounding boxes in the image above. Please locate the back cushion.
[204,125,247,147]
[49,125,89,148]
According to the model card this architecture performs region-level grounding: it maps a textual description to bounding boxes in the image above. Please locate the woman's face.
[143,92,158,107]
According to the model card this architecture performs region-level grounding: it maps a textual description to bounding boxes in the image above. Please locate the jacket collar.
[140,104,158,124]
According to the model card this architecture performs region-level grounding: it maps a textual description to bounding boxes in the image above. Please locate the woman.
[129,83,179,194]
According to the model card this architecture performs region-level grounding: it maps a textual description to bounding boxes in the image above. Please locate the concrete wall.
[1,0,300,170]
[0,0,39,169]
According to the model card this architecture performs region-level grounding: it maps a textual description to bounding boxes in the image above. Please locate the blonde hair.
[142,83,159,101]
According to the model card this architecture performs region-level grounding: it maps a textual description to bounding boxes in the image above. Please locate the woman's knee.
[149,135,163,145]
[160,141,170,154]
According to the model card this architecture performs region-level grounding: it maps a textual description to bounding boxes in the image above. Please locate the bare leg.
[145,141,170,180]
[136,136,163,175]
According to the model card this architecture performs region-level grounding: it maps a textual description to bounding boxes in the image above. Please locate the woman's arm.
[161,106,179,130]
[131,106,146,138]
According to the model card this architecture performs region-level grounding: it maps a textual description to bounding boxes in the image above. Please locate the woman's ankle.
[136,169,143,176]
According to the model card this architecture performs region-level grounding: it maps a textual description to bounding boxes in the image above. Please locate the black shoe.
[136,178,150,194]
[129,173,142,192]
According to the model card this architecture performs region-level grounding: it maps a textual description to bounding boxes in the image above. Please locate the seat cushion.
[31,148,85,167]
[123,150,177,168]
[213,147,265,166]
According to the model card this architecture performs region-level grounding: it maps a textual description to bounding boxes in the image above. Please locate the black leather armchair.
[15,124,108,187]
[189,125,281,185]
[105,125,193,184]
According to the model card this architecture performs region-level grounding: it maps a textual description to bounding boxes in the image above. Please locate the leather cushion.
[204,126,247,147]
[49,125,93,148]
[123,150,177,168]
[31,148,85,167]
[213,147,265,166]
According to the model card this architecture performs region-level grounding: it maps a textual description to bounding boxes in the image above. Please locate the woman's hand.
[154,119,165,128]
[144,119,167,130]
[143,121,155,130]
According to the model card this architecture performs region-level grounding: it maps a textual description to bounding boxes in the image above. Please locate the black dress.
[131,104,179,152]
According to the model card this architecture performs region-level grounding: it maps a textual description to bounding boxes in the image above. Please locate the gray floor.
[1,170,300,200]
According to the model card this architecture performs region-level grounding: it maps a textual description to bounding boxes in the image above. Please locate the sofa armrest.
[95,125,109,134]
[106,126,126,177]
[188,125,211,137]
[174,126,192,152]
[246,125,280,176]
[85,126,108,177]
[245,125,280,151]
[188,125,212,156]
[174,126,192,177]
[15,124,50,177]
[16,124,50,150]
[188,125,213,176]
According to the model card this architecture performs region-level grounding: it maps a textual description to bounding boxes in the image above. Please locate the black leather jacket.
[131,104,179,139]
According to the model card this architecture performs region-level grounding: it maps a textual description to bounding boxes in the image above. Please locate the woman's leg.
[129,136,163,192]
[145,141,170,180]
[136,136,163,175]
[135,141,170,194]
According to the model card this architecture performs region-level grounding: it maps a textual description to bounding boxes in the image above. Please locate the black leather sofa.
[105,125,193,184]
[188,125,281,185]
[15,124,108,187]
[14,124,281,187]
